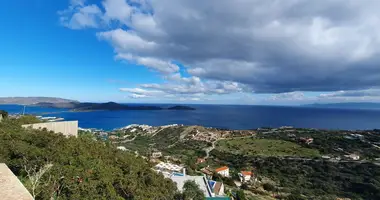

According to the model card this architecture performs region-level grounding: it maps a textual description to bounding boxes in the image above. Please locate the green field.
[215,138,320,157]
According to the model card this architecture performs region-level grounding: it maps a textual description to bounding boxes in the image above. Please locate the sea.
[1,104,380,131]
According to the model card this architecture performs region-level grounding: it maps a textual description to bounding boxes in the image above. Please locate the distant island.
[1,97,196,111]
[167,105,196,110]
[303,102,380,110]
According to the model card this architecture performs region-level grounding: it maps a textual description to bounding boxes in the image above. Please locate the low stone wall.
[0,163,34,200]
[22,121,78,137]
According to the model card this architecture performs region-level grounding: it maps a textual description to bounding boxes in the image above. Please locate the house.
[0,163,34,200]
[321,155,331,159]
[108,135,118,140]
[300,137,313,144]
[197,158,206,164]
[344,154,360,160]
[239,171,252,182]
[201,167,214,179]
[154,162,184,177]
[215,166,229,177]
[117,146,127,151]
[152,151,162,158]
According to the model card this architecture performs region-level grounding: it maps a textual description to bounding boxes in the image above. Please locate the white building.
[344,154,360,160]
[152,151,162,158]
[22,121,78,137]
[215,166,229,177]
[239,171,252,182]
[117,146,127,151]
[154,162,184,177]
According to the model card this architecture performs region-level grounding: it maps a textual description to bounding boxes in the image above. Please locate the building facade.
[22,121,78,137]
[215,166,229,177]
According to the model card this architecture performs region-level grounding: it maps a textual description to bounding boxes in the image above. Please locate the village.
[79,124,380,199]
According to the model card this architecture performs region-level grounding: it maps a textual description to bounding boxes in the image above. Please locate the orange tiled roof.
[241,171,252,176]
[215,166,229,172]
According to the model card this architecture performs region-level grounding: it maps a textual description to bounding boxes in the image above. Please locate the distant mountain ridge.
[303,102,380,110]
[34,101,195,111]
[0,97,196,111]
[0,97,78,105]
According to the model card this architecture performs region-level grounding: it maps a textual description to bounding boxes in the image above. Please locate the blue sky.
[1,0,380,105]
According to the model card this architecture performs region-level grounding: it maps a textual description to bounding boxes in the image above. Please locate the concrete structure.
[22,121,78,137]
[171,175,214,197]
[170,174,225,198]
[0,114,3,122]
[215,166,229,177]
[0,163,34,200]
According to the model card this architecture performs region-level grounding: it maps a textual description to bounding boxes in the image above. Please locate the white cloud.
[58,2,102,30]
[71,0,86,6]
[270,92,305,101]
[97,29,157,52]
[60,0,380,103]
[116,54,179,74]
[102,0,133,24]
[130,94,147,98]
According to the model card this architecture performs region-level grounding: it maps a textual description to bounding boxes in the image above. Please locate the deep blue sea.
[2,104,380,131]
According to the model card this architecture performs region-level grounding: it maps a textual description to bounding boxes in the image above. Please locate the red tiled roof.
[241,171,252,176]
[215,166,229,172]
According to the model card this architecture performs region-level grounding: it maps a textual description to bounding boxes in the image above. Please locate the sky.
[1,0,380,105]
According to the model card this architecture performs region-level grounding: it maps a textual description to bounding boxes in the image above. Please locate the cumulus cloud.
[270,92,305,101]
[60,0,380,101]
[130,94,147,98]
[58,1,102,29]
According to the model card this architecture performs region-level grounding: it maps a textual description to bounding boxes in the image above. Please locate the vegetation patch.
[215,138,320,157]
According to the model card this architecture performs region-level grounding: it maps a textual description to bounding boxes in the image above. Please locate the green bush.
[0,117,177,199]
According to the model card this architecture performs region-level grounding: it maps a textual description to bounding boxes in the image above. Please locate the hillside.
[0,116,177,199]
[103,125,380,199]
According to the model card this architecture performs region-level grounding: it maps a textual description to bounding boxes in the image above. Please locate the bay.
[1,104,380,131]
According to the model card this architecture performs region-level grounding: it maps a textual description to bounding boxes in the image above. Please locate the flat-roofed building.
[22,121,78,137]
[0,163,33,200]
